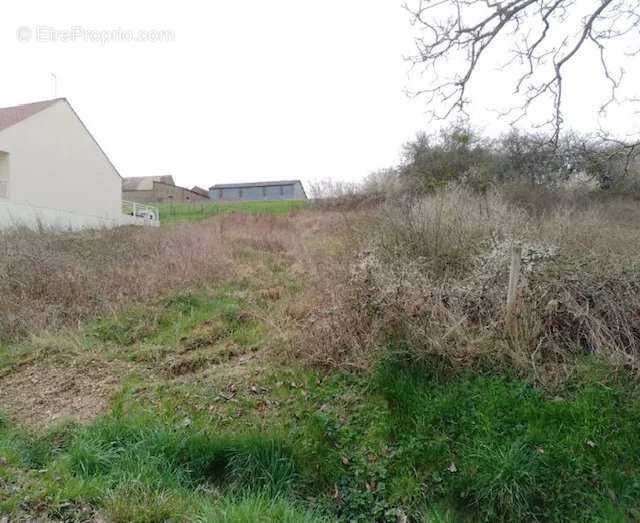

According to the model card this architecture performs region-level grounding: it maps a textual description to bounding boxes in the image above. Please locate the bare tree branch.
[405,0,640,146]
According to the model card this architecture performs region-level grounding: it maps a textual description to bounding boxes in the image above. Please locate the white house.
[0,98,157,231]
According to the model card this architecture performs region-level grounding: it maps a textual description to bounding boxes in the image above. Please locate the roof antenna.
[50,73,58,98]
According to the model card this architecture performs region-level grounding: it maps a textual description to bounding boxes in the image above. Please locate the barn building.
[123,175,209,204]
[209,180,307,202]
[190,186,209,198]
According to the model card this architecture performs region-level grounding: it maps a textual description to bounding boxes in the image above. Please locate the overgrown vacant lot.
[2,194,640,522]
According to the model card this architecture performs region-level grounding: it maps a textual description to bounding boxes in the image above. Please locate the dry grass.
[299,186,640,383]
[5,194,640,385]
[0,211,338,342]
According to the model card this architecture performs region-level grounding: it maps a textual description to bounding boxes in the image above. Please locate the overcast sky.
[2,1,639,191]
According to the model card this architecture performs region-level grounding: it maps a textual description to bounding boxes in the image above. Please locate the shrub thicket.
[301,185,640,383]
[360,125,640,198]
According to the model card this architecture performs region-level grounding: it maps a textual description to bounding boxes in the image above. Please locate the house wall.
[210,183,304,201]
[0,100,122,223]
[0,152,8,198]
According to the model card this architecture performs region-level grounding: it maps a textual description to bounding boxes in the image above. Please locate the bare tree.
[405,0,640,145]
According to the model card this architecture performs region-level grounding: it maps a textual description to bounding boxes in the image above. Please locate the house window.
[239,189,243,198]
[0,152,9,199]
[279,185,284,196]
[218,189,223,199]
[262,186,267,198]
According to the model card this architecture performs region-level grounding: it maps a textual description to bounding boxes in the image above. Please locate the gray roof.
[0,98,64,133]
[123,175,175,191]
[191,186,210,197]
[209,180,302,190]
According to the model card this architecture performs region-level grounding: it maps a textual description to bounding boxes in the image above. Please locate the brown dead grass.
[0,211,343,342]
[0,210,348,425]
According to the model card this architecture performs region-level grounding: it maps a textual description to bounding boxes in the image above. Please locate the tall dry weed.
[300,186,640,381]
[0,212,330,341]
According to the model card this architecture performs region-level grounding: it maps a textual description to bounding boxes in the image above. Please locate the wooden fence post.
[505,242,522,332]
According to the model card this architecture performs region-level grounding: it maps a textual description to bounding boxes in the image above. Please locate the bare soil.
[0,352,130,428]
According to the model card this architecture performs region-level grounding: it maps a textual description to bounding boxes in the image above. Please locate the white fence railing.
[122,200,159,222]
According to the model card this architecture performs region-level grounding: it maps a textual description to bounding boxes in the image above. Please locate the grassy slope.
[1,214,640,522]
[2,289,640,521]
[158,200,309,224]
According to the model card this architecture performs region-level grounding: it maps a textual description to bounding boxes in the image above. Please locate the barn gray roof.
[0,98,64,133]
[123,175,176,191]
[209,180,302,190]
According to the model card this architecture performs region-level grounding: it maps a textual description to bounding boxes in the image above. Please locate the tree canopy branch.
[406,0,639,145]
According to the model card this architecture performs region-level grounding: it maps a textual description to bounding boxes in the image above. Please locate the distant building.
[209,180,307,202]
[123,175,209,204]
[190,186,210,198]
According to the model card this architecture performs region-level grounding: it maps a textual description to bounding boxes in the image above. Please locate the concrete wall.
[0,198,158,232]
[124,182,209,204]
[210,182,306,202]
[0,100,123,227]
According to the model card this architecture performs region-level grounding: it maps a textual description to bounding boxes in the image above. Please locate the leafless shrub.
[300,185,640,382]
[361,168,402,196]
[308,179,362,200]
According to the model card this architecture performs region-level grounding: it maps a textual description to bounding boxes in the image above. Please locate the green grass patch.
[0,402,317,522]
[289,354,640,522]
[88,293,232,346]
[0,339,45,372]
[197,493,332,523]
[158,200,309,224]
[374,354,640,521]
[3,348,640,522]
[86,291,265,364]
[67,416,298,495]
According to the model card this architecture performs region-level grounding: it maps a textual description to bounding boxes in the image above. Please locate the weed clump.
[300,186,640,381]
